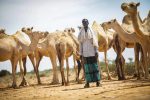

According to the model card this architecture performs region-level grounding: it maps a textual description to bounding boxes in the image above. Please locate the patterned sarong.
[84,56,100,83]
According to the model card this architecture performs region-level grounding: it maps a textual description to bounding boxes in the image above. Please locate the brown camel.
[33,28,80,85]
[121,2,150,78]
[33,30,67,84]
[101,19,148,79]
[56,28,80,85]
[122,14,145,77]
[0,27,47,88]
[91,21,116,80]
[102,13,145,80]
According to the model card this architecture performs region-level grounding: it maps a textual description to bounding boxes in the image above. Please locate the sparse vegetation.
[0,70,11,77]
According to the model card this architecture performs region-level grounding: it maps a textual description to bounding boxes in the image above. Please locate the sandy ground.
[0,72,150,100]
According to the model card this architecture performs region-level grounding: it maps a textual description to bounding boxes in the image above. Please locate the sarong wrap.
[83,56,100,83]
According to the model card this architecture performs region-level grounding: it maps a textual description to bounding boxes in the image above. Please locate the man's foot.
[96,81,102,87]
[84,83,90,88]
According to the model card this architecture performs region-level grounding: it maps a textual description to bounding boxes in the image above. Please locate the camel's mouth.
[121,3,127,11]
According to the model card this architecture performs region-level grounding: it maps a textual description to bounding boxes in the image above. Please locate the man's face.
[82,21,89,27]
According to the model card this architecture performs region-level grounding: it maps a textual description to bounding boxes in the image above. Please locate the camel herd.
[0,2,150,88]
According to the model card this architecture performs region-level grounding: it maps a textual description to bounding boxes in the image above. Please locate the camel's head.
[0,28,5,34]
[22,27,33,34]
[64,28,75,34]
[22,27,48,42]
[101,19,117,29]
[121,2,140,15]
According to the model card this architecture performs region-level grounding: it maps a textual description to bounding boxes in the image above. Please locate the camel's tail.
[56,43,61,64]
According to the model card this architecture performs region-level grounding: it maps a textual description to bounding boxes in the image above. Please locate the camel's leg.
[22,57,27,76]
[142,47,149,79]
[59,43,67,86]
[19,57,29,86]
[134,44,141,79]
[11,55,18,88]
[19,55,27,87]
[97,59,102,80]
[49,51,59,84]
[19,56,24,79]
[115,56,122,80]
[29,53,41,84]
[104,51,111,80]
[66,58,70,85]
[77,60,82,82]
[60,56,67,86]
[73,55,78,81]
[140,50,145,77]
[22,57,29,86]
[120,56,126,80]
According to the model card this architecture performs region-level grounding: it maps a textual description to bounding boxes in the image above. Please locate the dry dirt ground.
[0,71,150,100]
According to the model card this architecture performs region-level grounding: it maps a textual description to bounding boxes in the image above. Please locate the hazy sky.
[0,0,150,72]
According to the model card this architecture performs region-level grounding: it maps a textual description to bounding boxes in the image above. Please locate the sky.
[0,0,150,72]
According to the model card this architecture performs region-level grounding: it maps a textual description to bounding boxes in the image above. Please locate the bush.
[0,70,11,77]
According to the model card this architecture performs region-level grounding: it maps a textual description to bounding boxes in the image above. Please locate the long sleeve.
[79,42,83,56]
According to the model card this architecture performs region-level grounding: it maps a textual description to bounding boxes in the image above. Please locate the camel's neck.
[29,39,38,52]
[112,22,138,43]
[68,33,79,47]
[130,13,144,37]
[16,37,38,53]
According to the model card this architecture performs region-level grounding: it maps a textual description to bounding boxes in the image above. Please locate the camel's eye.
[129,4,134,7]
[108,22,111,24]
[27,28,30,31]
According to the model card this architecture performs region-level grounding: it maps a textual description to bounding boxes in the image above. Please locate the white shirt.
[78,27,98,57]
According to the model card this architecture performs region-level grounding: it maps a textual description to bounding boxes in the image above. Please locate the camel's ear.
[148,10,150,17]
[31,27,33,30]
[108,22,111,24]
[3,29,5,33]
[71,28,75,32]
[136,2,140,7]
[68,29,71,33]
[45,31,49,36]
[21,27,25,32]
[113,19,116,22]
[1,29,5,33]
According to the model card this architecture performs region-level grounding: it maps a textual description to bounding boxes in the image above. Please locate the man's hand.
[80,55,83,60]
[95,52,98,59]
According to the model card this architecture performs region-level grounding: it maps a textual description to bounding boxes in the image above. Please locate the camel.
[33,28,81,85]
[122,14,145,77]
[91,21,116,80]
[101,19,149,79]
[33,30,67,84]
[56,28,80,85]
[121,2,150,78]
[102,13,145,80]
[0,27,48,88]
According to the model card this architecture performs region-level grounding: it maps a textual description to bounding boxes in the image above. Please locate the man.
[78,19,101,88]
